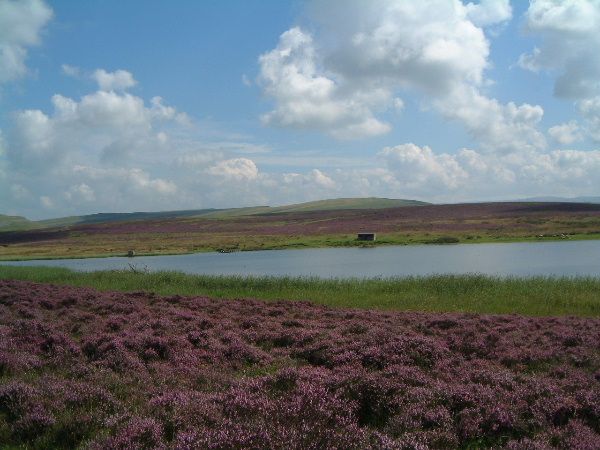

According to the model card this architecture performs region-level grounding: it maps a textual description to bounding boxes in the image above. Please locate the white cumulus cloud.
[92,69,137,92]
[0,0,52,84]
[521,0,600,99]
[465,0,512,27]
[258,27,391,139]
[435,85,546,154]
[308,0,494,93]
[61,64,80,77]
[548,121,582,145]
[579,96,600,142]
[283,168,336,189]
[520,0,600,142]
[7,79,193,175]
[207,158,259,181]
[64,183,95,203]
[379,143,468,190]
[373,141,600,201]
[2,70,192,216]
[258,0,544,155]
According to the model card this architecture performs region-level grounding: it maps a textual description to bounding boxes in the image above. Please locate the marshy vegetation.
[1,266,599,317]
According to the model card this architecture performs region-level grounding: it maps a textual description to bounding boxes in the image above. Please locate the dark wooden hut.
[357,232,376,241]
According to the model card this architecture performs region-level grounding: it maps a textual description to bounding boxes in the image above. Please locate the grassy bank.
[2,231,600,261]
[1,265,599,316]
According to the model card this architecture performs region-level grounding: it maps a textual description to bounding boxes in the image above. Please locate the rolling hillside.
[37,208,220,228]
[519,196,600,204]
[2,201,600,260]
[202,197,427,218]
[0,215,33,231]
[1,198,428,230]
[259,197,427,214]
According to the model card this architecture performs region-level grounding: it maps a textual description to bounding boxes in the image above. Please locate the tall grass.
[1,265,599,316]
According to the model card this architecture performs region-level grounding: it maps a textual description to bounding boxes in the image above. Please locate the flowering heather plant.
[0,279,599,448]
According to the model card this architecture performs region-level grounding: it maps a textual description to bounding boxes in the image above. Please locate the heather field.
[1,279,599,449]
[2,202,600,260]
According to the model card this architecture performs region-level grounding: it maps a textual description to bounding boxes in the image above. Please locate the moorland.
[2,198,600,260]
[2,198,600,448]
[0,278,598,448]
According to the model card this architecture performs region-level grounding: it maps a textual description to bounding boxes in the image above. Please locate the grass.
[1,265,599,317]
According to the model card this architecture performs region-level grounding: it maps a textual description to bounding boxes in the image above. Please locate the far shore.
[3,201,600,261]
[2,231,600,261]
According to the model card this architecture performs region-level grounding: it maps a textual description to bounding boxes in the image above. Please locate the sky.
[1,0,600,219]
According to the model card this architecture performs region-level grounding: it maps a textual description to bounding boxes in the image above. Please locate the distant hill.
[37,209,220,228]
[519,196,600,204]
[1,198,428,231]
[259,197,428,215]
[0,215,33,231]
[204,198,428,218]
[0,209,221,231]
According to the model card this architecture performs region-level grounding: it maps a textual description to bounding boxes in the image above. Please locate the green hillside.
[1,198,427,230]
[0,209,222,231]
[202,198,427,218]
[37,209,220,228]
[0,214,34,231]
[200,206,271,219]
[262,197,427,215]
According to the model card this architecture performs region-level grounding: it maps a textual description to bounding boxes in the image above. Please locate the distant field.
[2,201,600,260]
[2,266,600,316]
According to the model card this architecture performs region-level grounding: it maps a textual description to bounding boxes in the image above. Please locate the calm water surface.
[4,240,600,278]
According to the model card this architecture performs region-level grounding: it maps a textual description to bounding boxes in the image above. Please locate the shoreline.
[1,231,600,262]
[2,265,600,317]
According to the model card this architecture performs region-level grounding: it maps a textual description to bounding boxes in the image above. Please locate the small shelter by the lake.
[357,232,376,241]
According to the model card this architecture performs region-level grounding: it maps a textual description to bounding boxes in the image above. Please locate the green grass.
[1,265,599,317]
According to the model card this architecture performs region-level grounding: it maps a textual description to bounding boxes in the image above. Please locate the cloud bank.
[1,69,342,218]
[3,0,600,218]
[520,0,600,142]
[259,0,534,149]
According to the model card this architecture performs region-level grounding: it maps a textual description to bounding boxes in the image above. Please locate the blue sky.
[1,0,600,219]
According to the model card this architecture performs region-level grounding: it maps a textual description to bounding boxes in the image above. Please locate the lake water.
[3,240,600,278]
